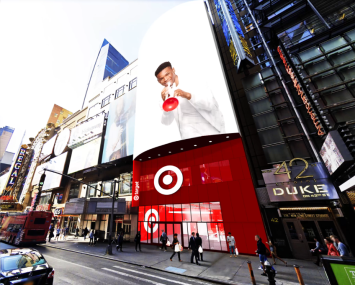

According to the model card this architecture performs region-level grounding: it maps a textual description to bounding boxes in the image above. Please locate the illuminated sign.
[277,46,325,136]
[0,196,17,203]
[54,208,62,215]
[6,147,27,187]
[36,204,51,211]
[215,0,254,69]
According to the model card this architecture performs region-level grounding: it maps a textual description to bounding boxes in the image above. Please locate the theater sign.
[262,158,338,202]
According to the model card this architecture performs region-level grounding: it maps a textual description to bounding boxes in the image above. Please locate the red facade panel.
[133,138,267,254]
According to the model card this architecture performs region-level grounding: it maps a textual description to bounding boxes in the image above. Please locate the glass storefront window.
[68,184,80,200]
[182,204,191,221]
[200,203,211,222]
[158,205,166,222]
[102,180,114,196]
[138,206,144,222]
[191,203,201,222]
[173,204,182,221]
[210,202,223,222]
[218,223,227,251]
[39,193,51,205]
[208,223,221,251]
[166,205,174,221]
[197,222,209,249]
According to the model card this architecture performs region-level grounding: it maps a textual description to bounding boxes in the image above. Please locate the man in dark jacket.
[135,231,142,252]
[188,232,200,265]
[196,233,203,261]
[255,235,274,276]
[116,232,124,252]
[160,230,168,251]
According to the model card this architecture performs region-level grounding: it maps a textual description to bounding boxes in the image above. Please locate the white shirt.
[160,80,225,139]
[227,236,235,246]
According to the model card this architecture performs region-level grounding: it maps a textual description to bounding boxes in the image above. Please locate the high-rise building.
[82,39,129,109]
[47,104,73,127]
[0,126,15,160]
[207,0,355,258]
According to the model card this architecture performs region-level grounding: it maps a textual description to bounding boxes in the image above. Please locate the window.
[27,229,45,236]
[102,180,114,196]
[56,120,60,124]
[88,182,98,198]
[119,173,132,195]
[39,193,51,205]
[54,113,58,117]
[101,95,110,107]
[34,218,46,225]
[129,78,137,90]
[115,86,125,98]
[68,184,80,200]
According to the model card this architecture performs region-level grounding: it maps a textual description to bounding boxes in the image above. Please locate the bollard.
[264,260,276,285]
[247,261,256,285]
[294,265,305,285]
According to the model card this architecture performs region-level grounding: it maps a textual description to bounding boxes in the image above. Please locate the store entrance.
[283,219,339,260]
[151,223,183,248]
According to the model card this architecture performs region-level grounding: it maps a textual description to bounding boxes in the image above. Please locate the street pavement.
[35,236,329,285]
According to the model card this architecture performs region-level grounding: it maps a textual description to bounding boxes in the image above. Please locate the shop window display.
[138,202,226,251]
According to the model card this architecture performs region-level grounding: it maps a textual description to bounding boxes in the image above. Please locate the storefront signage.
[36,204,51,211]
[154,165,183,195]
[0,196,17,203]
[281,212,329,218]
[7,147,27,187]
[320,131,353,176]
[0,204,15,210]
[277,46,325,136]
[68,113,104,149]
[132,160,141,207]
[54,208,62,215]
[64,201,85,214]
[266,179,338,202]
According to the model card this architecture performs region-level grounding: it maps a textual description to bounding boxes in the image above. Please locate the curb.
[40,243,236,285]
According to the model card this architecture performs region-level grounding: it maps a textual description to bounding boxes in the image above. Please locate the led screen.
[133,1,239,159]
[32,152,68,191]
[68,137,102,174]
[320,132,345,175]
[39,135,57,161]
[102,88,137,163]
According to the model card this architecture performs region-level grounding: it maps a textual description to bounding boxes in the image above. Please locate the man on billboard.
[156,62,225,139]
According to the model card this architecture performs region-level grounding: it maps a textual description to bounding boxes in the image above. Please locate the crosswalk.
[102,265,213,285]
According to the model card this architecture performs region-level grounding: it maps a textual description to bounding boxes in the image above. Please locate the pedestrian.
[188,232,200,265]
[48,227,54,242]
[116,232,123,252]
[330,235,338,249]
[255,235,275,276]
[160,229,168,252]
[170,234,182,262]
[94,230,98,245]
[134,231,142,252]
[89,230,94,246]
[325,237,339,256]
[75,227,79,239]
[196,233,203,261]
[311,238,327,266]
[61,227,66,240]
[55,227,61,241]
[83,227,88,240]
[66,226,69,236]
[227,232,237,257]
[331,236,350,257]
[266,240,287,266]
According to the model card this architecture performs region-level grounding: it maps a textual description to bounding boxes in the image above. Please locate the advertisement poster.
[68,137,102,174]
[39,135,57,161]
[133,1,239,159]
[102,88,137,163]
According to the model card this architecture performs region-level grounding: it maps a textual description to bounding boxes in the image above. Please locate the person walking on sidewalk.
[331,236,350,257]
[55,227,61,241]
[134,231,142,252]
[266,240,287,266]
[48,227,54,242]
[170,234,182,262]
[89,230,94,246]
[94,230,98,245]
[61,227,66,241]
[325,237,339,256]
[255,235,274,276]
[188,232,200,265]
[75,227,79,239]
[83,227,88,240]
[196,233,203,261]
[116,232,123,252]
[160,229,168,252]
[227,232,237,257]
[312,238,327,266]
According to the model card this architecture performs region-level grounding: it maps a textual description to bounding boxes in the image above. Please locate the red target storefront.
[132,134,268,254]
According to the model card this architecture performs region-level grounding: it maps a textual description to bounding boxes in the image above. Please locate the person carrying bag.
[170,234,182,262]
[196,233,204,261]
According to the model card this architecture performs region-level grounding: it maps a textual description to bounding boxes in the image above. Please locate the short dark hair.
[228,232,231,234]
[192,232,195,235]
[155,61,172,77]
[196,233,199,237]
[332,235,339,240]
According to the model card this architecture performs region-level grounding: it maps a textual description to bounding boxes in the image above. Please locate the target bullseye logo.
[144,209,159,233]
[154,165,183,195]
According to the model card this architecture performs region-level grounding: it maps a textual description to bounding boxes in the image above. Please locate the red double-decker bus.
[0,211,52,245]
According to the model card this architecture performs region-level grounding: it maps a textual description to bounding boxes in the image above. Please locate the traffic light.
[115,191,119,200]
[39,173,46,188]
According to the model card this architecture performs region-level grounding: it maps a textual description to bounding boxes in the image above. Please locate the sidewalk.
[42,236,329,285]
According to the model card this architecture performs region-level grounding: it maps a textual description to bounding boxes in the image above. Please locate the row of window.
[86,173,132,198]
[101,77,137,108]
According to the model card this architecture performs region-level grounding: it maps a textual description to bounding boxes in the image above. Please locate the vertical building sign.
[132,160,141,207]
[6,147,27,187]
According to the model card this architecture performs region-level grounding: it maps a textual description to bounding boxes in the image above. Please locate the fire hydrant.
[264,260,276,285]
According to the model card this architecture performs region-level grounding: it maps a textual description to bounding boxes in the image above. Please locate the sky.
[0,0,196,153]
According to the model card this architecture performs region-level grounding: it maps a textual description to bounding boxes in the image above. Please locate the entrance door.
[283,220,312,259]
[153,223,182,247]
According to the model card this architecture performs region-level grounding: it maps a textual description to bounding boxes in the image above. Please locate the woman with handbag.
[170,234,182,262]
[196,233,203,261]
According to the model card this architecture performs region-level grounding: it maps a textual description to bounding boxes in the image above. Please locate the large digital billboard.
[133,1,239,159]
[39,135,57,161]
[102,88,137,163]
[68,137,102,174]
[32,152,68,191]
